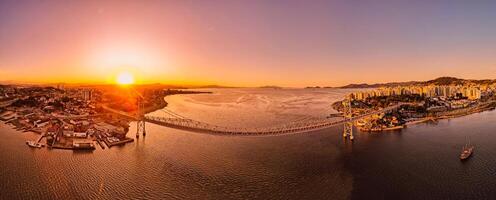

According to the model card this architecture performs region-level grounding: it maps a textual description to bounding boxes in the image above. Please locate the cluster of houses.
[0,85,134,150]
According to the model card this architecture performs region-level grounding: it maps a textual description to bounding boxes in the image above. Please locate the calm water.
[1,88,496,200]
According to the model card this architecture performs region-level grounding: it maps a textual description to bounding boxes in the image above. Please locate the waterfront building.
[466,87,481,100]
[72,139,95,149]
[351,84,484,100]
[73,132,87,138]
[34,119,50,128]
[63,130,74,137]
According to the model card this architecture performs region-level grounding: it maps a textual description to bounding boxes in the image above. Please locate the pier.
[103,138,134,148]
[96,138,106,149]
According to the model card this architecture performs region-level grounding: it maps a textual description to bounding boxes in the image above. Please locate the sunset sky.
[1,0,496,87]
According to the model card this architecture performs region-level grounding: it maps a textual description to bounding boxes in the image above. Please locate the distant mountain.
[305,86,322,89]
[339,77,496,88]
[339,81,420,89]
[424,77,464,85]
[192,85,239,89]
[259,85,283,89]
[426,77,496,85]
[0,80,28,85]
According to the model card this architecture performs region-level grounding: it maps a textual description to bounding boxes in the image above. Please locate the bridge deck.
[104,103,406,136]
[145,116,346,136]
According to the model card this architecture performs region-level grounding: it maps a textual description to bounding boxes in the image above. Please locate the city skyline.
[1,0,496,87]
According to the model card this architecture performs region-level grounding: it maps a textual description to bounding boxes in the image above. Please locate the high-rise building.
[83,90,92,101]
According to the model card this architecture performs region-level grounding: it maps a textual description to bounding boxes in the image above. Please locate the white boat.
[26,141,44,148]
[460,139,474,160]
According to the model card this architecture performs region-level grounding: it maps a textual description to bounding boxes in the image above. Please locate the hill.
[339,77,496,88]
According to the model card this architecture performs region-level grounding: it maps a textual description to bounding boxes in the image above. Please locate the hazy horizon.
[0,76,496,88]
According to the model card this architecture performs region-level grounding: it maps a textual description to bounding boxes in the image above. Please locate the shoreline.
[358,102,496,133]
[1,90,210,151]
[5,102,496,138]
[4,90,495,139]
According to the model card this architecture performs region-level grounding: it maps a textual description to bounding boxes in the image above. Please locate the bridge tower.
[342,96,354,141]
[136,98,146,138]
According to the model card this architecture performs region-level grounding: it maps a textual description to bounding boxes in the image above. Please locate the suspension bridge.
[102,98,408,139]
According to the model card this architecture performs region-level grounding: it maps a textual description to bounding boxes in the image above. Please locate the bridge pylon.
[137,119,146,138]
[136,97,146,138]
[342,96,354,141]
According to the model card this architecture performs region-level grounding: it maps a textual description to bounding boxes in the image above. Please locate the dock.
[104,137,134,148]
[96,138,106,149]
[36,133,45,143]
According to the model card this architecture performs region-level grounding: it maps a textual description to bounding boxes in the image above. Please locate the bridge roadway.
[147,103,405,136]
[103,103,407,136]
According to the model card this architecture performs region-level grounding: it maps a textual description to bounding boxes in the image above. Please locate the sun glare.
[116,72,135,85]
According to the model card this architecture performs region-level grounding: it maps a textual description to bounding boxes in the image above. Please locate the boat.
[72,140,96,150]
[26,141,44,148]
[460,141,474,160]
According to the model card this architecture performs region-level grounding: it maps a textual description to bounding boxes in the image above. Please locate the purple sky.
[1,0,496,86]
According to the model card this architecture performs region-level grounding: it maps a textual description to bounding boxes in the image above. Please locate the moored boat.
[26,141,44,148]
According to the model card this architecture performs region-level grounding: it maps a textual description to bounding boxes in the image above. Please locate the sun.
[116,72,135,85]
